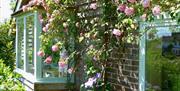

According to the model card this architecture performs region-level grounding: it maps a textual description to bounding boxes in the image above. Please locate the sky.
[0,0,12,23]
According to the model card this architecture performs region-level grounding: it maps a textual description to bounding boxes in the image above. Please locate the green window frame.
[139,14,180,91]
[15,11,74,83]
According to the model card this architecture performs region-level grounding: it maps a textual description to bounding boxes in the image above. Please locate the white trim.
[34,11,42,79]
[15,0,22,12]
[139,19,180,91]
[15,19,19,68]
[15,68,68,83]
[23,16,28,72]
[15,68,35,83]
[139,22,146,91]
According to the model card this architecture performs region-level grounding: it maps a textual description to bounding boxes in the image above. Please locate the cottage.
[12,0,180,91]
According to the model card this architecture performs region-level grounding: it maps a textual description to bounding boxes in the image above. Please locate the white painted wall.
[0,0,12,23]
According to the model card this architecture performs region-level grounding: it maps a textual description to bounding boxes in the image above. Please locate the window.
[139,19,180,91]
[17,18,24,70]
[15,12,72,83]
[16,14,35,75]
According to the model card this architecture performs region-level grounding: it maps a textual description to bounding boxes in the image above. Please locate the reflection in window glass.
[17,18,24,70]
[146,26,180,91]
[26,15,34,74]
[42,49,68,78]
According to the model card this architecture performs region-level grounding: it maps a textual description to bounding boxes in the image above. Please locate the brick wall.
[106,44,139,91]
[75,1,140,91]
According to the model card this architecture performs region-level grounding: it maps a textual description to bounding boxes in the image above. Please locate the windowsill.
[15,68,35,83]
[14,68,74,83]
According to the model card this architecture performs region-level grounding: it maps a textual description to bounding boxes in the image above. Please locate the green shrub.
[0,21,16,70]
[0,59,25,91]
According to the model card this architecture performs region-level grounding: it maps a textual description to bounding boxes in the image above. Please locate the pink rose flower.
[128,0,136,3]
[124,7,134,16]
[152,6,161,16]
[68,68,73,74]
[43,27,48,32]
[117,4,126,12]
[28,1,34,6]
[37,51,45,57]
[142,0,150,8]
[45,23,50,29]
[140,14,147,21]
[52,45,59,52]
[22,5,28,12]
[90,3,97,10]
[42,23,49,32]
[44,56,52,64]
[58,61,66,68]
[112,29,122,36]
[33,0,38,5]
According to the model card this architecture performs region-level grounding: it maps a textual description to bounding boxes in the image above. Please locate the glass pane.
[17,18,24,70]
[42,49,68,78]
[146,25,180,91]
[26,15,34,74]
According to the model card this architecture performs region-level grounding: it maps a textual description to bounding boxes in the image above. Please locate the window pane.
[17,18,24,70]
[26,15,34,74]
[42,49,68,78]
[146,25,180,91]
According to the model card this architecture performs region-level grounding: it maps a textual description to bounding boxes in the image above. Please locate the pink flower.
[28,1,34,6]
[33,0,39,5]
[44,56,52,64]
[117,4,126,12]
[142,0,150,8]
[46,23,50,29]
[37,51,45,57]
[43,23,49,32]
[58,61,66,68]
[124,7,134,16]
[112,29,122,36]
[52,45,59,52]
[22,5,28,12]
[128,0,136,3]
[140,14,147,21]
[43,27,48,32]
[68,68,73,74]
[152,6,161,16]
[90,3,97,10]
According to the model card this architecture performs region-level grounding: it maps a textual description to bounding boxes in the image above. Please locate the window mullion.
[16,20,19,68]
[34,11,42,79]
[24,17,28,72]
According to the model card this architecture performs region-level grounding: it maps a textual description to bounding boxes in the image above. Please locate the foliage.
[146,34,180,91]
[0,21,16,70]
[22,0,180,90]
[10,0,17,10]
[0,59,25,91]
